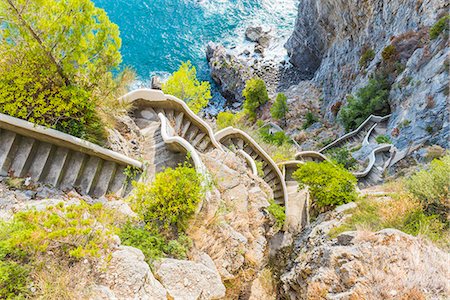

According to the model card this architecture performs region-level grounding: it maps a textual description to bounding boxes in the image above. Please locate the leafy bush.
[293,162,357,212]
[0,261,30,299]
[129,163,204,237]
[119,223,191,265]
[430,14,450,40]
[381,45,398,61]
[339,76,391,131]
[375,134,392,144]
[243,77,269,119]
[359,48,375,68]
[270,93,289,122]
[0,0,124,144]
[259,127,291,146]
[267,199,286,231]
[325,147,358,170]
[406,155,450,221]
[0,202,116,261]
[302,111,319,129]
[216,111,246,130]
[162,61,212,114]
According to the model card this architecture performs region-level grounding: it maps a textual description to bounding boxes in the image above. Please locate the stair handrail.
[319,114,391,153]
[120,89,224,151]
[0,113,142,169]
[295,151,330,162]
[215,126,288,205]
[158,113,208,177]
[236,149,258,176]
[353,144,393,178]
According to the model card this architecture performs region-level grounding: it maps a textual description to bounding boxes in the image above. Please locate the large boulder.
[155,258,225,300]
[100,246,167,300]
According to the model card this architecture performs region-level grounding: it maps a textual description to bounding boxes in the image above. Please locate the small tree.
[293,161,357,213]
[162,61,212,114]
[339,76,391,132]
[0,0,124,144]
[243,77,269,119]
[271,93,289,125]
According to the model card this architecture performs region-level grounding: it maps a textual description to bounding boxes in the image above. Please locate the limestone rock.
[155,258,225,300]
[101,246,167,300]
[279,214,450,299]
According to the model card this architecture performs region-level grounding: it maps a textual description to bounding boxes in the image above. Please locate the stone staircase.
[0,114,142,197]
[216,127,287,205]
[319,114,391,153]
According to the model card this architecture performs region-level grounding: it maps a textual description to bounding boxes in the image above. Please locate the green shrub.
[430,14,450,40]
[302,111,319,129]
[243,77,269,119]
[293,162,357,212]
[129,163,204,237]
[259,127,290,146]
[0,202,116,261]
[339,77,391,131]
[375,134,392,144]
[267,199,286,231]
[216,111,236,129]
[0,261,30,300]
[325,147,358,170]
[162,61,212,114]
[270,93,289,122]
[329,189,448,246]
[381,45,398,61]
[406,155,450,221]
[359,48,375,68]
[118,222,191,265]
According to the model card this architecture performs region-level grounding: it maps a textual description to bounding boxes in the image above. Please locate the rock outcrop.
[285,0,449,153]
[279,204,450,299]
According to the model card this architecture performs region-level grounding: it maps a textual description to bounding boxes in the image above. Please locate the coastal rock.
[206,42,253,106]
[284,0,449,154]
[100,246,167,300]
[245,25,272,48]
[155,258,226,300]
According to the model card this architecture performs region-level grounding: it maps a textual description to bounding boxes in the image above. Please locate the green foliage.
[329,187,449,246]
[129,163,204,237]
[339,77,391,131]
[255,160,265,177]
[119,223,191,265]
[267,199,286,231]
[302,111,319,129]
[0,260,30,299]
[381,45,398,61]
[430,14,450,40]
[359,48,375,68]
[243,77,269,119]
[259,127,291,146]
[293,162,357,211]
[375,134,392,144]
[406,155,450,221]
[325,147,357,170]
[0,201,120,298]
[216,111,246,130]
[162,61,212,114]
[0,0,123,144]
[270,93,289,121]
[0,202,116,261]
[123,166,141,182]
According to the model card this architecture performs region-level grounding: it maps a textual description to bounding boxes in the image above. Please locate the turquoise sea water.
[93,0,298,107]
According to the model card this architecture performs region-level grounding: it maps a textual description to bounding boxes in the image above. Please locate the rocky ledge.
[278,203,450,299]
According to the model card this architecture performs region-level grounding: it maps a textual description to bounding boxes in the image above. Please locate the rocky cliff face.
[286,0,449,151]
[278,203,450,299]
